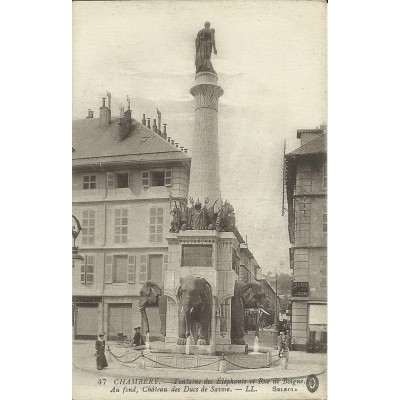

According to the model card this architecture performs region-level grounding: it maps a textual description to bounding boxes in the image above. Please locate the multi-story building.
[72,95,280,342]
[285,126,327,352]
[72,97,190,340]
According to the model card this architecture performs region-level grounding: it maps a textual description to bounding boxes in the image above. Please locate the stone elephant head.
[177,276,212,345]
[231,281,270,343]
[139,281,166,339]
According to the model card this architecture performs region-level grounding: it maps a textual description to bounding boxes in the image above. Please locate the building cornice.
[293,192,327,198]
[72,197,172,204]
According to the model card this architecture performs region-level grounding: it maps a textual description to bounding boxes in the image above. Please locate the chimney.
[117,105,132,142]
[171,139,175,145]
[106,92,111,123]
[157,108,162,135]
[147,118,151,129]
[124,107,132,132]
[163,124,167,139]
[142,114,146,125]
[86,109,94,118]
[99,97,110,126]
[175,142,179,148]
[167,137,171,143]
[152,119,157,132]
[180,147,184,151]
[184,149,188,153]
[296,128,325,146]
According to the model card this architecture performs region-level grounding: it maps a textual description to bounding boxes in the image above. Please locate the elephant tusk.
[190,307,193,314]
[259,308,270,315]
[181,307,184,313]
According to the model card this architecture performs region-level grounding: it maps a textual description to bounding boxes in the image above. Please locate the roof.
[296,128,324,139]
[286,134,326,158]
[72,117,190,167]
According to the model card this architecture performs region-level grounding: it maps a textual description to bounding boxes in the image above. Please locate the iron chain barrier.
[107,347,282,370]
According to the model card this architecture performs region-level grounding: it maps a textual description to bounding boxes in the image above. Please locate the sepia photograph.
[72,1,327,398]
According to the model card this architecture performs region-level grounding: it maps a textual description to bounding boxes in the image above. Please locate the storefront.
[307,303,327,353]
[73,296,102,340]
[108,303,133,340]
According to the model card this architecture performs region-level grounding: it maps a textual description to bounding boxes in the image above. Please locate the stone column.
[189,71,224,205]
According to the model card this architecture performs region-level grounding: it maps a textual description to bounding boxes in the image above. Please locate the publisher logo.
[306,374,319,393]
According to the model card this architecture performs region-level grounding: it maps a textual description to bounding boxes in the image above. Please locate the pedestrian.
[95,332,108,370]
[285,330,292,351]
[277,331,285,358]
[280,340,289,370]
[133,327,145,347]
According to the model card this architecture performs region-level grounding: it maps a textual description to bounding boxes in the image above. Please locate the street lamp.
[72,215,84,268]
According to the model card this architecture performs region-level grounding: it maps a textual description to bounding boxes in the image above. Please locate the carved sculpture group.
[139,278,270,346]
[170,197,236,233]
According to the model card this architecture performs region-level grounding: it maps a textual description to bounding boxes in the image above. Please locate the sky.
[72,0,327,275]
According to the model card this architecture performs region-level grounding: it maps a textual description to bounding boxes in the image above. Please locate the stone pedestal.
[189,71,224,205]
[164,230,242,354]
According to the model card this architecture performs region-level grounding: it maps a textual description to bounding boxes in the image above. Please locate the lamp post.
[72,215,84,268]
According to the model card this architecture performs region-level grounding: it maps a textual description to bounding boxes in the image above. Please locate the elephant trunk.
[140,307,150,334]
[185,313,191,338]
[255,310,266,337]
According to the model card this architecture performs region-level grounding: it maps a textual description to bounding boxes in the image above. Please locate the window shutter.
[128,255,136,283]
[142,171,149,187]
[139,255,148,283]
[105,255,113,283]
[107,172,115,189]
[86,255,94,283]
[165,169,172,186]
[80,262,86,283]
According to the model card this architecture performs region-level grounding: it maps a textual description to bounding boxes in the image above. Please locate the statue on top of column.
[195,21,218,73]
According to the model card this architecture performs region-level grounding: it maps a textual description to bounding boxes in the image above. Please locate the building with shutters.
[72,96,190,340]
[285,126,327,352]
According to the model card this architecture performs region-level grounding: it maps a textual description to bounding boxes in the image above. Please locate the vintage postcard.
[72,1,327,399]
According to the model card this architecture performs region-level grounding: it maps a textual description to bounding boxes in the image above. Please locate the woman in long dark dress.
[95,332,108,370]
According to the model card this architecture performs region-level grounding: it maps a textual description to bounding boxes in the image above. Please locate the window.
[83,175,96,189]
[81,210,95,245]
[105,254,136,284]
[139,255,148,283]
[142,171,150,187]
[80,255,94,283]
[149,207,163,243]
[320,256,327,287]
[322,163,327,189]
[114,209,128,243]
[142,170,172,187]
[116,172,129,188]
[107,172,116,189]
[113,256,127,283]
[165,170,172,186]
[322,213,327,233]
[151,171,165,186]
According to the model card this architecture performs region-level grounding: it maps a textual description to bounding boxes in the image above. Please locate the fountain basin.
[172,344,248,355]
[131,353,272,371]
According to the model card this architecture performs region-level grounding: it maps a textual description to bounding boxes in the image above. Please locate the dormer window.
[151,171,165,186]
[83,175,96,189]
[116,172,129,188]
[141,170,172,187]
